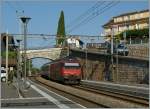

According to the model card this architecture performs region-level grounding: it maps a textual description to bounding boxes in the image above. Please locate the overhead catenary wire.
[66,1,105,29]
[6,1,18,11]
[11,33,105,50]
[6,1,24,14]
[14,1,25,12]
[10,33,105,39]
[66,1,112,31]
[66,2,112,33]
[67,1,120,34]
[67,1,120,33]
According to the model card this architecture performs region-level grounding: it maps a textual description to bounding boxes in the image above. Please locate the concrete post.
[28,59,31,76]
[130,36,131,44]
[20,16,31,90]
[85,47,88,80]
[111,27,114,82]
[6,32,9,83]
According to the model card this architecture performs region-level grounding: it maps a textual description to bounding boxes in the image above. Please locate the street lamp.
[11,43,21,96]
[20,16,31,87]
[16,39,22,79]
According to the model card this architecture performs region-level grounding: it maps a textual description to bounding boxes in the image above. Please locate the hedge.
[117,28,149,40]
[1,51,17,58]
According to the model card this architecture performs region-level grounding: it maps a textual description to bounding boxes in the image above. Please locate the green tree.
[2,51,17,58]
[56,10,66,46]
[31,67,40,75]
[116,28,149,40]
[41,65,49,72]
[21,59,33,76]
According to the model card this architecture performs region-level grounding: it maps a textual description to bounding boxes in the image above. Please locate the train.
[41,57,81,84]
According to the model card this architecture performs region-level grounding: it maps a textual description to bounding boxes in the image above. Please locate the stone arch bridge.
[20,48,67,60]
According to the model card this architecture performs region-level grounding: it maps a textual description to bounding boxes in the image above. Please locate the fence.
[126,38,149,44]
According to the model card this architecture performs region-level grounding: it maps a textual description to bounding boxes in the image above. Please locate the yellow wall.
[104,11,149,35]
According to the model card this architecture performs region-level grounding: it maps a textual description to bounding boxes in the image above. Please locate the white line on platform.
[1,97,46,101]
[28,79,87,108]
[29,82,70,109]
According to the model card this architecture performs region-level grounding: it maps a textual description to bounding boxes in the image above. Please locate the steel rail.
[34,76,148,108]
[32,77,108,108]
[72,85,149,107]
[80,81,149,99]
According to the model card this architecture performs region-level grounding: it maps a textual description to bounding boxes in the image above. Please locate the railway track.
[32,77,149,108]
[30,77,104,108]
[80,80,149,99]
[72,85,149,107]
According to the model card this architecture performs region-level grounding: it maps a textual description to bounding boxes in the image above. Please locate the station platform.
[1,78,85,108]
[1,82,19,99]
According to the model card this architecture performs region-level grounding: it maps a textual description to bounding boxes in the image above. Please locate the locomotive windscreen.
[64,63,80,66]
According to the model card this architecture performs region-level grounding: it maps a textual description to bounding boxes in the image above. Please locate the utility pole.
[16,39,21,79]
[123,22,127,56]
[0,29,2,80]
[16,39,21,97]
[6,32,9,83]
[16,10,24,35]
[123,32,126,56]
[28,59,31,76]
[116,45,119,82]
[111,27,114,82]
[85,44,87,80]
[20,16,31,88]
[16,10,24,56]
[67,37,70,56]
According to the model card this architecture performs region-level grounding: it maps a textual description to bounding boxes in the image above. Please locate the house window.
[140,13,144,18]
[124,16,129,21]
[135,24,139,29]
[130,15,135,20]
[139,23,149,29]
[117,17,123,22]
[135,14,139,19]
[144,12,149,18]
[114,18,117,23]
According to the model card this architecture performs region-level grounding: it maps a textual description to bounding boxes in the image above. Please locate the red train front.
[49,58,81,84]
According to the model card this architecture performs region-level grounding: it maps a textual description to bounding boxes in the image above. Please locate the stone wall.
[77,58,105,81]
[127,44,149,58]
[71,50,149,84]
[113,63,148,84]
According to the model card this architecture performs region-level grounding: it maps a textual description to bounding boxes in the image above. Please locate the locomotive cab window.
[64,63,80,69]
[64,66,80,69]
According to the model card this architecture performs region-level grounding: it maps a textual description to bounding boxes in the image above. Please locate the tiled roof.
[103,17,149,28]
[113,9,149,18]
[102,19,114,28]
[102,9,149,28]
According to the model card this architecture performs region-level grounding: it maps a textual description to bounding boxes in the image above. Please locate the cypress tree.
[56,10,66,46]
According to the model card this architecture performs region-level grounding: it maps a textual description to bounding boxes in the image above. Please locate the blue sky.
[2,0,148,35]
[2,0,148,68]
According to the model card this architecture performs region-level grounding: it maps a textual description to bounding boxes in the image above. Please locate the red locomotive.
[46,57,81,84]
